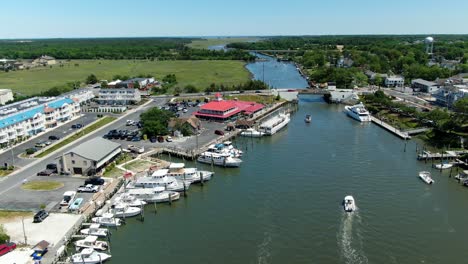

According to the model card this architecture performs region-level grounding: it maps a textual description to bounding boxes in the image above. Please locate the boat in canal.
[240,128,264,137]
[344,102,371,122]
[197,152,242,167]
[259,112,290,135]
[80,224,108,238]
[167,163,213,183]
[433,163,453,170]
[109,203,141,218]
[343,195,356,212]
[71,248,111,264]
[419,171,434,184]
[305,114,311,123]
[113,193,147,207]
[91,213,121,227]
[127,169,191,192]
[126,187,180,203]
[206,143,242,158]
[75,236,108,251]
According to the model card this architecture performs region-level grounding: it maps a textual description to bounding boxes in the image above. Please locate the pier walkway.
[417,150,468,160]
[404,127,430,135]
[370,116,411,140]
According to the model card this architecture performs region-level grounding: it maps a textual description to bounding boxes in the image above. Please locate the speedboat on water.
[167,163,213,183]
[113,193,146,207]
[71,248,111,264]
[343,195,356,212]
[419,171,434,184]
[126,187,180,203]
[80,224,108,238]
[127,169,191,192]
[75,236,108,251]
[305,114,311,123]
[240,128,264,137]
[197,152,242,167]
[344,102,371,122]
[109,203,141,218]
[433,163,453,170]
[91,213,121,227]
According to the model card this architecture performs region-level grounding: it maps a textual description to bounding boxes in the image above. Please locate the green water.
[106,97,468,264]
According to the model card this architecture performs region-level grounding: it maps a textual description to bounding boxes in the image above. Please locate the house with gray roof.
[56,137,122,175]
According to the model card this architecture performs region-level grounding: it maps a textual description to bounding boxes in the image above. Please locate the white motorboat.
[343,195,356,212]
[222,141,243,157]
[433,163,453,170]
[259,112,290,135]
[127,169,191,192]
[109,203,141,218]
[197,152,242,167]
[206,143,242,158]
[305,114,311,123]
[419,171,434,184]
[167,163,213,183]
[126,187,180,203]
[75,236,108,251]
[91,213,121,227]
[455,170,468,181]
[240,128,264,137]
[80,224,108,238]
[71,248,111,264]
[344,102,371,122]
[113,193,147,207]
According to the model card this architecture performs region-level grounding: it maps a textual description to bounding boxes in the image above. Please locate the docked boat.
[343,195,356,212]
[109,203,141,218]
[126,187,180,203]
[455,170,468,181]
[127,169,191,192]
[240,128,264,137]
[433,163,453,170]
[71,248,111,264]
[91,213,121,227]
[419,171,434,184]
[113,193,146,207]
[344,102,371,122]
[206,143,242,158]
[197,152,242,167]
[80,224,108,238]
[259,112,290,135]
[167,163,213,183]
[75,236,108,251]
[305,114,311,123]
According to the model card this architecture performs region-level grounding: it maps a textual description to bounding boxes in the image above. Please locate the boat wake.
[338,209,368,264]
[257,230,272,264]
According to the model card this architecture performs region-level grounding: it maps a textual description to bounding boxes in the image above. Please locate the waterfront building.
[0,89,14,105]
[385,76,405,88]
[194,93,264,121]
[411,79,438,93]
[432,85,468,107]
[56,137,122,175]
[98,88,141,105]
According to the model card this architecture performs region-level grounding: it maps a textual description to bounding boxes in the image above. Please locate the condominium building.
[98,88,141,105]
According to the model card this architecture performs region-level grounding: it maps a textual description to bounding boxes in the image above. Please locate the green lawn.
[0,60,250,96]
[187,37,261,49]
[21,181,64,191]
[35,116,116,158]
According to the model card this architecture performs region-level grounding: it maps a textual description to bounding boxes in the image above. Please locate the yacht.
[91,213,121,227]
[197,152,242,167]
[305,114,311,123]
[75,236,108,251]
[259,112,290,135]
[71,248,111,264]
[433,163,453,170]
[206,143,242,158]
[127,169,191,192]
[80,224,108,238]
[126,187,180,203]
[344,102,371,122]
[167,163,213,183]
[222,141,243,157]
[109,203,141,218]
[419,171,434,184]
[113,193,147,207]
[240,128,264,137]
[343,195,356,212]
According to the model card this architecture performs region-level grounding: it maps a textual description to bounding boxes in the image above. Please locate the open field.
[0,60,250,95]
[187,37,261,49]
[21,180,64,191]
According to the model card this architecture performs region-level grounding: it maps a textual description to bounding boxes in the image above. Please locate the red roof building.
[194,97,264,121]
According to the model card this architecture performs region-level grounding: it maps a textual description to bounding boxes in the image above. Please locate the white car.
[166,136,173,142]
[182,108,188,113]
[77,184,100,193]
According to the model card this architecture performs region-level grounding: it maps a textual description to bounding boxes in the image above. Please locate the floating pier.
[417,150,468,160]
[370,115,411,140]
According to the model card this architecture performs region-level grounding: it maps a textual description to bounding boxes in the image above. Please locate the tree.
[173,87,182,95]
[140,108,175,136]
[86,74,98,84]
[453,98,468,114]
[184,84,198,93]
[101,81,108,88]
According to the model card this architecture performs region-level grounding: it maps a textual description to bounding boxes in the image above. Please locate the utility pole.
[22,217,27,245]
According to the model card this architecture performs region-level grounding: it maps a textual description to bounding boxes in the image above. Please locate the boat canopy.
[169,163,185,169]
[84,236,98,243]
[151,169,169,177]
[89,224,100,229]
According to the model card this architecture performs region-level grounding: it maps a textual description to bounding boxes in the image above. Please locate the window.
[72,160,75,164]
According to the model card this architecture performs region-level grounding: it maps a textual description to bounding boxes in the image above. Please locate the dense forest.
[0,38,255,61]
[229,35,468,87]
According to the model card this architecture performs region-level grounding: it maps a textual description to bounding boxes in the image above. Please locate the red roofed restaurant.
[194,93,264,121]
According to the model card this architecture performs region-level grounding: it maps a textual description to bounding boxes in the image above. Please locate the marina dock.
[417,150,468,160]
[370,115,411,140]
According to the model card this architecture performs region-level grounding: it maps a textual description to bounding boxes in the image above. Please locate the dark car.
[150,136,157,143]
[36,170,54,176]
[0,242,16,256]
[46,163,58,172]
[214,130,225,136]
[33,210,49,223]
[255,90,262,93]
[85,177,105,186]
[71,124,83,129]
[131,136,141,142]
[48,135,60,140]
[239,90,245,93]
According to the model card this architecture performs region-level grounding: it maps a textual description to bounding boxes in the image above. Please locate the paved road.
[0,98,166,210]
[384,89,433,110]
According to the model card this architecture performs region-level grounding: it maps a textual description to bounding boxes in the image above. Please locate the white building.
[62,89,95,103]
[411,79,438,93]
[0,89,14,105]
[385,76,405,88]
[98,89,141,105]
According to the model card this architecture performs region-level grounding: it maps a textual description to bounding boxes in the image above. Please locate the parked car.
[44,141,52,146]
[25,147,38,155]
[157,136,164,143]
[48,135,60,140]
[131,136,141,142]
[182,108,188,113]
[255,90,262,93]
[128,145,145,153]
[33,210,49,223]
[71,124,83,129]
[35,142,46,148]
[166,136,173,142]
[0,242,16,256]
[77,184,99,193]
[36,170,55,176]
[214,130,225,136]
[150,136,157,143]
[85,177,105,186]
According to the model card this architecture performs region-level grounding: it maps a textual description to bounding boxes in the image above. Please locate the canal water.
[107,55,468,264]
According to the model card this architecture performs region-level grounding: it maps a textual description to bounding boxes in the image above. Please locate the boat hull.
[344,106,371,122]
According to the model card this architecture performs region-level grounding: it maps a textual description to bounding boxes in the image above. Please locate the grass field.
[21,181,64,191]
[0,60,250,96]
[0,210,32,221]
[187,37,260,49]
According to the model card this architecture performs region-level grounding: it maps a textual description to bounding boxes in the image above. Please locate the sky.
[1,0,468,38]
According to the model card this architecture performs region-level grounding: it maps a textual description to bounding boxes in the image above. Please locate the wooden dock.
[418,150,468,160]
[370,116,411,140]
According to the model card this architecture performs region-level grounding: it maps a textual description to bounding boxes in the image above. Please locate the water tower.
[425,36,434,55]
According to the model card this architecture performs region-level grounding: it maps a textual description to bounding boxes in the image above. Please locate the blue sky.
[2,0,468,38]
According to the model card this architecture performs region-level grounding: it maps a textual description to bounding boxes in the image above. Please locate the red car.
[0,242,16,256]
[214,130,225,136]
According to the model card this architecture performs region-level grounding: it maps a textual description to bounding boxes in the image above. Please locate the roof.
[67,137,121,162]
[412,79,436,86]
[32,240,49,251]
[200,100,237,112]
[151,169,169,177]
